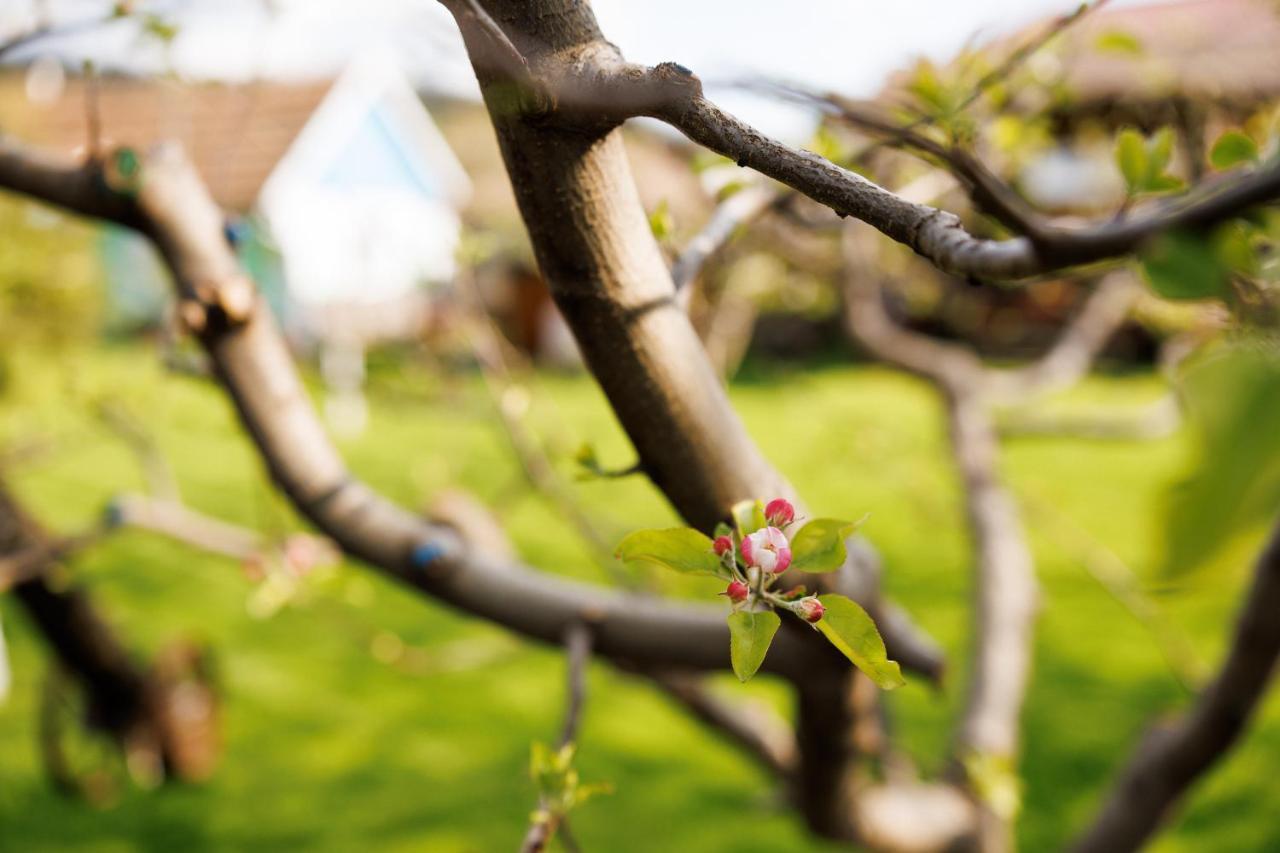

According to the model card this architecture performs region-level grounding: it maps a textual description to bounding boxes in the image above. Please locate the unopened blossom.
[741,526,792,574]
[764,498,795,529]
[724,579,750,603]
[797,597,826,624]
[713,535,734,557]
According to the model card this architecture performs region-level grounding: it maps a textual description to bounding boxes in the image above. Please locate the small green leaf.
[814,594,904,690]
[1209,131,1260,170]
[1145,173,1186,194]
[1140,230,1227,300]
[731,499,766,535]
[1095,30,1143,55]
[1115,128,1147,193]
[647,199,674,241]
[615,528,723,576]
[788,518,858,573]
[1147,127,1175,177]
[142,13,179,42]
[1162,348,1280,575]
[728,610,780,682]
[963,751,1023,820]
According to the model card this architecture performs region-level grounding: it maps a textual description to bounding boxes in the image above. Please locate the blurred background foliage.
[0,344,1277,852]
[1,0,1280,850]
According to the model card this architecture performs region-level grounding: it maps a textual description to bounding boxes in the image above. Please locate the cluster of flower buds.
[715,498,824,625]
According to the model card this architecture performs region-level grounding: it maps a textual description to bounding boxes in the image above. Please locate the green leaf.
[731,499,766,535]
[615,528,724,576]
[647,199,673,241]
[1115,128,1147,193]
[1140,230,1226,300]
[142,13,179,42]
[814,595,904,689]
[1162,348,1280,575]
[1147,127,1175,176]
[1210,131,1260,170]
[1116,127,1183,195]
[963,751,1023,820]
[788,518,858,573]
[727,610,780,682]
[1095,30,1143,55]
[1145,173,1186,194]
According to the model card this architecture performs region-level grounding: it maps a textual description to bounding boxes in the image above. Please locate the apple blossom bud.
[764,498,795,528]
[797,597,825,624]
[742,526,792,574]
[724,579,749,603]
[713,535,734,557]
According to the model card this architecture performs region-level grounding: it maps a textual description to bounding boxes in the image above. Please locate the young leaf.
[1161,348,1280,575]
[730,499,766,535]
[1147,127,1174,177]
[727,610,780,682]
[615,528,724,576]
[813,594,904,689]
[1209,131,1260,170]
[1115,128,1147,193]
[788,518,858,573]
[1094,30,1143,55]
[1140,230,1226,300]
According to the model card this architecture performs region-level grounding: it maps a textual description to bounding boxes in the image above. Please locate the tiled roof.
[0,72,329,210]
[1049,0,1280,107]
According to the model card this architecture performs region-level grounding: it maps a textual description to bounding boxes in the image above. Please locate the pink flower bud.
[741,526,792,574]
[764,498,795,528]
[724,579,749,603]
[713,535,734,557]
[797,597,825,624]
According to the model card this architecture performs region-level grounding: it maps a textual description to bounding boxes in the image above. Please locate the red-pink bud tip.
[798,597,825,624]
[764,498,795,528]
[713,535,734,557]
[725,579,750,603]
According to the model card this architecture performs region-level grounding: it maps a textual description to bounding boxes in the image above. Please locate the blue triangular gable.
[319,101,441,198]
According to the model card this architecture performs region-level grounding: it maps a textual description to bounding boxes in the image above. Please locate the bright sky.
[3,0,1153,139]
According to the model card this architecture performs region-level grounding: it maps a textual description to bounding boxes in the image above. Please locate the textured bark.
[461,3,794,533]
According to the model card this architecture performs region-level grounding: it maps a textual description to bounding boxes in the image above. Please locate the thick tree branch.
[1071,517,1280,853]
[0,138,824,679]
[650,88,1280,280]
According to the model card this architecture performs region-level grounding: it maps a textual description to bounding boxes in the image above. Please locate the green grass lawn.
[0,343,1276,852]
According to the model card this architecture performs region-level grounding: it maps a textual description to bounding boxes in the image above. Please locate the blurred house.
[5,56,470,350]
[1005,0,1280,213]
[4,56,478,431]
[845,0,1280,360]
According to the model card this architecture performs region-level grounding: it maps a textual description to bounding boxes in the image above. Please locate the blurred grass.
[0,343,1276,852]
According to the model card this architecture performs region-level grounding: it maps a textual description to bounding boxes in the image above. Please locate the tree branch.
[671,183,778,303]
[0,137,828,678]
[520,622,593,853]
[1071,517,1280,853]
[843,227,1038,850]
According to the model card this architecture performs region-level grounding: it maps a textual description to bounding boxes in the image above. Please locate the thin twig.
[520,622,594,853]
[672,183,779,303]
[907,0,1113,127]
